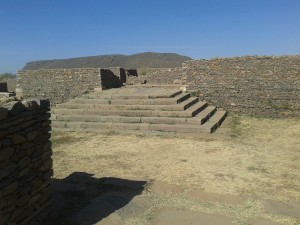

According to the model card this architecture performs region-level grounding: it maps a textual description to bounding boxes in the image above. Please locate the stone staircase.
[51,86,227,135]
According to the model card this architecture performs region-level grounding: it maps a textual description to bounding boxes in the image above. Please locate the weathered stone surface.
[0,99,52,225]
[0,107,8,120]
[0,147,14,161]
[26,130,38,141]
[0,162,16,179]
[22,100,39,110]
[184,56,300,117]
[18,156,31,169]
[4,101,26,115]
[12,134,27,144]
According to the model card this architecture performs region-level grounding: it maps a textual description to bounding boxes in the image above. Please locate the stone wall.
[134,68,183,85]
[0,99,52,225]
[184,55,300,117]
[17,68,127,106]
[17,68,101,106]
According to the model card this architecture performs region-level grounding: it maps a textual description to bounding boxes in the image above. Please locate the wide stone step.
[51,86,228,135]
[52,114,197,125]
[51,121,214,133]
[53,101,207,118]
[110,90,182,99]
[55,97,199,111]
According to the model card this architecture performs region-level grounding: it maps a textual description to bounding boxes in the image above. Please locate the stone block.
[4,101,26,115]
[0,107,8,120]
[26,130,38,141]
[0,147,14,161]
[0,162,16,180]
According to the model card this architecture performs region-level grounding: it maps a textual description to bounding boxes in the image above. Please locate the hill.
[23,52,192,70]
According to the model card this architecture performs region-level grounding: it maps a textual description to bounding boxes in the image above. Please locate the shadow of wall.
[52,172,147,225]
[100,69,123,89]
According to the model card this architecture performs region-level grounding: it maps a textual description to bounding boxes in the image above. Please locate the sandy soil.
[51,115,300,225]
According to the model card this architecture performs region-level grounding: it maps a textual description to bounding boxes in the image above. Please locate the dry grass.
[51,115,300,224]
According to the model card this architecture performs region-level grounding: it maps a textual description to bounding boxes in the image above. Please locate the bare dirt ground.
[51,116,300,225]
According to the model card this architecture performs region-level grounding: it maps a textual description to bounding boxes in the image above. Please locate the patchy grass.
[51,131,87,148]
[229,115,242,137]
[51,116,300,225]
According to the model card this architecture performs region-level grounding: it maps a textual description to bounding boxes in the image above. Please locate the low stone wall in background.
[184,55,300,117]
[135,67,183,85]
[17,68,101,105]
[0,99,52,225]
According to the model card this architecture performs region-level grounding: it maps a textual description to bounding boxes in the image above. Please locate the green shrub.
[0,73,16,81]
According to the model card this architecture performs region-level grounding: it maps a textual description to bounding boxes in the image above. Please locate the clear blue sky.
[0,0,299,73]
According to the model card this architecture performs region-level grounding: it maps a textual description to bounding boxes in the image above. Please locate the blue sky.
[0,0,299,73]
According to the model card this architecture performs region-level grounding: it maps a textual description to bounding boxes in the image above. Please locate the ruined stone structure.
[17,67,133,106]
[141,55,300,117]
[17,55,300,117]
[0,99,52,225]
[183,55,300,117]
[51,86,227,134]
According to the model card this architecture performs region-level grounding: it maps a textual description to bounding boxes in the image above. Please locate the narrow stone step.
[200,110,228,133]
[186,106,217,125]
[209,110,228,127]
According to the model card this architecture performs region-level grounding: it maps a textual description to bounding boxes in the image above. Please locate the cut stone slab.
[262,199,300,218]
[150,208,233,225]
[187,189,245,205]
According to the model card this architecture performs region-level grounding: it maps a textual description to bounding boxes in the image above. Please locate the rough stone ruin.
[0,99,52,225]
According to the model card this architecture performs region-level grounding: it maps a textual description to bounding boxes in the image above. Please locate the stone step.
[187,106,217,125]
[110,90,182,99]
[53,101,207,118]
[51,121,213,133]
[55,97,199,111]
[109,92,191,105]
[51,86,227,135]
[51,111,227,135]
[200,110,227,133]
[69,93,190,105]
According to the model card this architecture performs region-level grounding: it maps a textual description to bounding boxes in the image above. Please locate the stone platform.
[51,86,227,135]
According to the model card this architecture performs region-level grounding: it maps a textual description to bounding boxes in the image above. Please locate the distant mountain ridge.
[23,52,192,70]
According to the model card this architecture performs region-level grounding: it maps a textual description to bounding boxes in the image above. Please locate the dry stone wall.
[184,55,300,117]
[137,68,184,85]
[17,67,128,106]
[0,99,52,225]
[17,68,101,106]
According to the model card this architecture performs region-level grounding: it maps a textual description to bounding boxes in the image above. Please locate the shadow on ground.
[52,172,147,225]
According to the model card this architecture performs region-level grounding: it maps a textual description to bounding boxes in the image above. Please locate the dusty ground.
[51,116,300,225]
